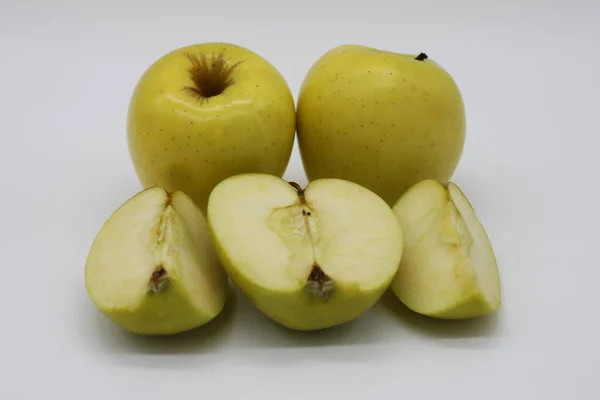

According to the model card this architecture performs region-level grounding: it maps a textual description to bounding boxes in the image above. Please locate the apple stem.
[288,181,304,196]
[415,53,428,61]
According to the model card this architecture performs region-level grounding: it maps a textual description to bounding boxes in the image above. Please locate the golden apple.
[296,45,466,205]
[206,173,403,331]
[127,43,296,212]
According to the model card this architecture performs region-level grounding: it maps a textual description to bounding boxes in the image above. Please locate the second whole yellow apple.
[127,43,296,212]
[296,45,466,205]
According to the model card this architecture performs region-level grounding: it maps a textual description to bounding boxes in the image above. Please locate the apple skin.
[207,244,393,331]
[296,44,466,205]
[98,283,219,336]
[208,256,390,331]
[127,42,296,212]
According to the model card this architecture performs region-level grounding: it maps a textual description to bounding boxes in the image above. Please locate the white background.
[1,0,598,398]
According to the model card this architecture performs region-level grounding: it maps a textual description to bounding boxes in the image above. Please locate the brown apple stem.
[288,181,305,196]
[415,53,428,61]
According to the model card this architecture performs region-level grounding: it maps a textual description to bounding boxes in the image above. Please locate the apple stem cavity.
[184,52,242,103]
[148,265,169,293]
[415,53,428,61]
[305,263,334,301]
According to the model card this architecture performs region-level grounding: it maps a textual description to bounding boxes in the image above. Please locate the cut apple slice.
[390,179,501,319]
[85,187,228,335]
[207,173,403,331]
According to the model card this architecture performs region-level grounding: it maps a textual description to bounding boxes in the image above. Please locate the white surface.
[1,0,598,398]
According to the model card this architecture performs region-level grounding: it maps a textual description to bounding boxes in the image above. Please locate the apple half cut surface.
[85,187,228,335]
[391,179,501,319]
[207,173,403,331]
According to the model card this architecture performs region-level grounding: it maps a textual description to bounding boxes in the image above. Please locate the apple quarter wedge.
[85,187,228,335]
[390,179,501,319]
[207,173,403,331]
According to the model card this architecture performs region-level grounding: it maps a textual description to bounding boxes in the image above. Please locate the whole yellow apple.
[127,43,296,212]
[296,45,466,205]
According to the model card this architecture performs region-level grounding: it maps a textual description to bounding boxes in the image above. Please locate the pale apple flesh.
[85,187,228,335]
[391,180,501,318]
[207,173,403,330]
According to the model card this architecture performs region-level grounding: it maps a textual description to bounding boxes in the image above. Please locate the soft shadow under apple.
[231,286,404,349]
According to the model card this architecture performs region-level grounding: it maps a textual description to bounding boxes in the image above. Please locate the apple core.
[288,181,335,301]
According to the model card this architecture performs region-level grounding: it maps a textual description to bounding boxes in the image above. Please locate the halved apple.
[85,187,228,335]
[207,173,403,331]
[391,179,501,319]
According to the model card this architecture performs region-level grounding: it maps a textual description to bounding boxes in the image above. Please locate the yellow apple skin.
[296,45,466,205]
[207,242,391,331]
[127,43,296,212]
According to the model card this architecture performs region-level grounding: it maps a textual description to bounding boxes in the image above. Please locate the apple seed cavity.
[288,181,335,301]
[184,52,242,102]
[150,192,173,293]
[148,265,169,293]
[306,263,334,301]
